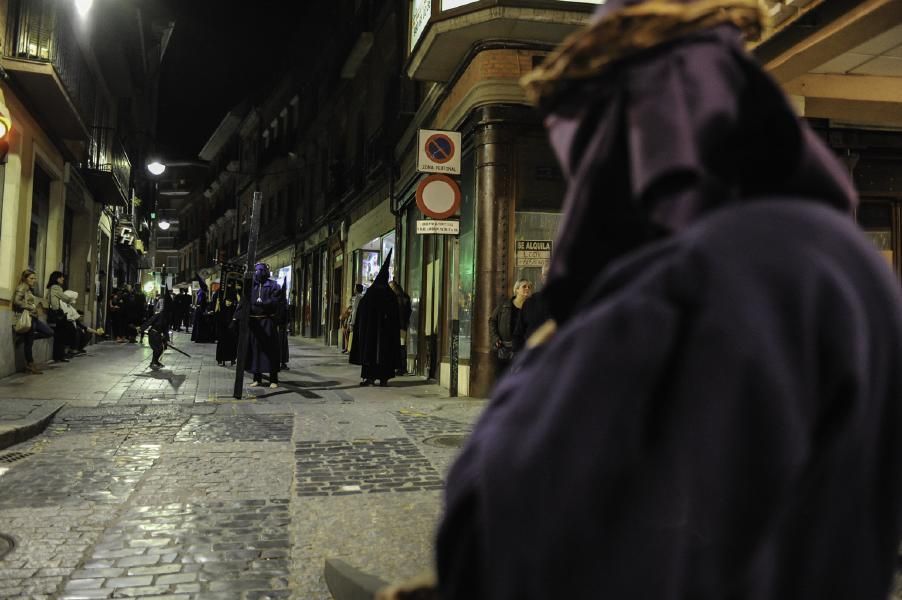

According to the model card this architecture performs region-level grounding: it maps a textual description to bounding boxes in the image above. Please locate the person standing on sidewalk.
[12,269,53,374]
[237,263,285,388]
[434,1,902,599]
[344,283,365,354]
[349,251,400,387]
[389,280,412,375]
[45,271,75,363]
[488,279,532,378]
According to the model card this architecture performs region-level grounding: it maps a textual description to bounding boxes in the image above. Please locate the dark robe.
[242,278,284,377]
[349,252,401,382]
[437,6,902,600]
[190,277,216,343]
[213,288,238,363]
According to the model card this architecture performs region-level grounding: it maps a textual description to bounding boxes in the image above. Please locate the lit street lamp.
[158,220,171,231]
[145,159,209,176]
[75,0,92,17]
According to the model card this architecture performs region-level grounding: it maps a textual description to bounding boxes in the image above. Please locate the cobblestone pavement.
[0,335,485,599]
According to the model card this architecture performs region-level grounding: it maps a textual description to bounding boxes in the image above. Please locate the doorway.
[422,234,444,381]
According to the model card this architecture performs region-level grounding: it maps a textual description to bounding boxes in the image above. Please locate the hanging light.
[75,0,92,17]
[158,220,171,231]
[147,160,166,176]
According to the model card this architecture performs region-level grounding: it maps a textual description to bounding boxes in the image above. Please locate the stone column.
[470,106,515,398]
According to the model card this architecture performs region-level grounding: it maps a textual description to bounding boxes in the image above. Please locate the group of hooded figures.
[141,263,291,388]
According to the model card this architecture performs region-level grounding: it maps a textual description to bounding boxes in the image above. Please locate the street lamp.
[75,0,92,17]
[145,159,210,176]
[158,220,171,231]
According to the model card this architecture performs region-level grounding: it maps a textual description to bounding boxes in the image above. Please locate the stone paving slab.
[0,335,486,598]
[0,398,65,451]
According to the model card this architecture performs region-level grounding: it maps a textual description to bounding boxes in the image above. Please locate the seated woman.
[12,269,53,374]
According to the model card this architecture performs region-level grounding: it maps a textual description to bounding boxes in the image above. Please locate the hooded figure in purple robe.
[240,262,285,387]
[190,273,216,343]
[434,2,902,600]
[349,250,401,386]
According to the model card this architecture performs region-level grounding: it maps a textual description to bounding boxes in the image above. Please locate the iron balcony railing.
[85,125,133,201]
[5,0,97,132]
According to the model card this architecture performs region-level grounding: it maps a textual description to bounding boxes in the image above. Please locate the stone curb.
[0,400,65,451]
[324,558,389,600]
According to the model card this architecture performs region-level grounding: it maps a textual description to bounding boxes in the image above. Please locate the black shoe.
[281,363,290,370]
[360,379,373,387]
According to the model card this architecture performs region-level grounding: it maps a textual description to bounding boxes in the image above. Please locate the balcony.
[80,126,132,206]
[3,0,95,144]
[406,0,600,81]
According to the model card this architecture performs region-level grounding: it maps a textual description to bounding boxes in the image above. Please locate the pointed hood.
[373,249,392,288]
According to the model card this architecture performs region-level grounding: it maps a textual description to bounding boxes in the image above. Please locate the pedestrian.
[190,274,216,342]
[12,269,53,374]
[512,264,551,351]
[345,283,364,353]
[349,251,401,387]
[109,289,125,342]
[60,290,87,356]
[488,279,531,378]
[389,280,412,375]
[339,302,352,353]
[433,1,902,599]
[278,278,291,370]
[143,288,172,369]
[236,262,285,388]
[213,281,239,366]
[45,271,76,363]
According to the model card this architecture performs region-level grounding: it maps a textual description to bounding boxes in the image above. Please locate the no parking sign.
[417,129,461,175]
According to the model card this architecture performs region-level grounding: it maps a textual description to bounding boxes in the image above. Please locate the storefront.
[298,226,329,339]
[346,198,396,294]
[398,105,566,396]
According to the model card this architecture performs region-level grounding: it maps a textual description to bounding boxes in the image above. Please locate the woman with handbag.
[488,278,532,380]
[13,269,53,374]
[45,271,75,362]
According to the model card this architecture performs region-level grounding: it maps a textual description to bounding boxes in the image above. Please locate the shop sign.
[417,129,461,175]
[417,220,460,235]
[516,240,552,267]
[416,174,461,219]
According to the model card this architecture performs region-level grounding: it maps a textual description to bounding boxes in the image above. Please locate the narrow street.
[0,336,484,599]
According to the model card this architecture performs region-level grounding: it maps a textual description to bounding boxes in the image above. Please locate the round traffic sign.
[416,174,461,220]
[424,133,455,165]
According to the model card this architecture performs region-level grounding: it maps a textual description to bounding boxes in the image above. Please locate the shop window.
[382,231,396,282]
[515,212,560,289]
[406,210,423,369]
[857,200,896,269]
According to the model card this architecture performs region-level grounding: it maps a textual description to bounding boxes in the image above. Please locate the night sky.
[156,1,305,160]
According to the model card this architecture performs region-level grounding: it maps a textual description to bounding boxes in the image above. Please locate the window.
[29,165,52,285]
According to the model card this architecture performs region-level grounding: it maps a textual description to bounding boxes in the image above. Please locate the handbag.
[14,310,32,334]
[47,308,64,325]
[497,342,514,362]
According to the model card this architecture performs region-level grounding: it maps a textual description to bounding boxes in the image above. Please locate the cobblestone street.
[0,335,484,599]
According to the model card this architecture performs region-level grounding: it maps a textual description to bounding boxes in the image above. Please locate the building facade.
[174,0,902,398]
[0,0,170,376]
